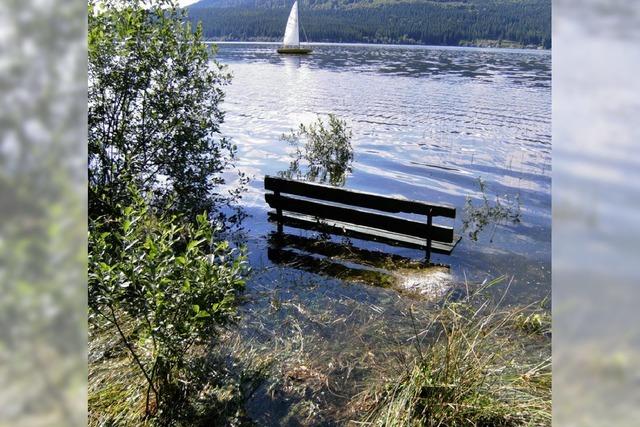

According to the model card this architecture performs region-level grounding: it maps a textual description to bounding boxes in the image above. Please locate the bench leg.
[275,190,284,234]
[425,210,432,263]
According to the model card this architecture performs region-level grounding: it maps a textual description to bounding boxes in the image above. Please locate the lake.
[211,42,551,423]
[215,42,551,301]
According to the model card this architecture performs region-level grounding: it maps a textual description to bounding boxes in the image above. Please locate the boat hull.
[277,47,313,54]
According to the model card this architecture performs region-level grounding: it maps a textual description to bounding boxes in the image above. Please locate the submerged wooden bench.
[264,176,460,261]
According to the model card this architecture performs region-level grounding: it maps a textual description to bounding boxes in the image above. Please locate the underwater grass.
[353,277,551,427]
[89,269,550,426]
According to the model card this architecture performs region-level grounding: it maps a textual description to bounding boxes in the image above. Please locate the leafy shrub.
[89,193,248,417]
[88,0,243,220]
[280,114,354,186]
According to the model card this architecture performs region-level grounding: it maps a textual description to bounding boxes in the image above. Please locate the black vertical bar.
[275,190,283,234]
[426,208,433,262]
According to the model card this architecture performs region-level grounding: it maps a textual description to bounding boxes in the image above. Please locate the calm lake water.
[216,42,551,301]
[212,42,551,424]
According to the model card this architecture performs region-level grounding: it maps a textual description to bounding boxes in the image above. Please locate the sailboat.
[277,1,312,54]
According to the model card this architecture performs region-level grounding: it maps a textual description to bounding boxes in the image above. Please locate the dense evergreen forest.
[186,0,551,48]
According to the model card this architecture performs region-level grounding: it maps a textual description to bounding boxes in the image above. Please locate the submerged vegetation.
[462,177,522,242]
[90,257,551,425]
[280,114,354,186]
[515,310,552,336]
[207,273,551,426]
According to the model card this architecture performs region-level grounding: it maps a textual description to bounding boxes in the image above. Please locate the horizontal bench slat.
[267,212,460,255]
[265,176,455,218]
[266,193,454,243]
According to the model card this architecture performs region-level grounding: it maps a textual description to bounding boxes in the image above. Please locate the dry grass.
[88,319,270,426]
[351,278,551,426]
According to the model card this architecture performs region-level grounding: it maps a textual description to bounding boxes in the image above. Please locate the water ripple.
[216,43,551,298]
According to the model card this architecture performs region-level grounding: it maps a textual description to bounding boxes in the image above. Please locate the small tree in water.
[462,177,521,242]
[280,114,354,186]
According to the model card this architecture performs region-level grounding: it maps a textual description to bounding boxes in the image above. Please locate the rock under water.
[393,266,454,300]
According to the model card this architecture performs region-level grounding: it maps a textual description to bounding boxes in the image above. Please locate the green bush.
[89,193,247,417]
[88,0,240,219]
[280,114,354,186]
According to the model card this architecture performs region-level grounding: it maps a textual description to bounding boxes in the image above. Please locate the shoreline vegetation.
[186,0,551,50]
[89,272,551,426]
[89,0,551,425]
[202,37,549,50]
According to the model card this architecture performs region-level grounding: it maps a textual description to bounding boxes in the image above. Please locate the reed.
[355,277,551,426]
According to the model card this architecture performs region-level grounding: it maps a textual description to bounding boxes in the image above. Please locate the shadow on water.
[267,232,456,297]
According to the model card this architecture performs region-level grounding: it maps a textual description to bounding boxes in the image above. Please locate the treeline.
[186,0,551,48]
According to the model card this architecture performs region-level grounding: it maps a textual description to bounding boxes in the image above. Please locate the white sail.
[282,1,300,47]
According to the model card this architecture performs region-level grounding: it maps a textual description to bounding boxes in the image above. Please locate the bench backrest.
[264,176,456,245]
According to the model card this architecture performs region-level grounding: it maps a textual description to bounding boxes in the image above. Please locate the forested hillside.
[186,0,551,48]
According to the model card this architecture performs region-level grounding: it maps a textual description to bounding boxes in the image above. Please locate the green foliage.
[88,2,252,422]
[88,191,248,417]
[462,177,521,242]
[515,312,551,336]
[88,0,240,220]
[280,114,354,186]
[186,0,551,48]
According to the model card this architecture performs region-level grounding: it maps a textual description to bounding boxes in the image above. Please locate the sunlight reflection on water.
[216,43,551,302]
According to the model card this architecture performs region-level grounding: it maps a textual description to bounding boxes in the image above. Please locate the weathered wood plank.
[265,193,454,243]
[265,175,456,218]
[267,212,461,255]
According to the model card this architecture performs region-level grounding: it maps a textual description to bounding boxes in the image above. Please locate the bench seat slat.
[268,212,461,255]
[266,193,454,243]
[265,176,456,218]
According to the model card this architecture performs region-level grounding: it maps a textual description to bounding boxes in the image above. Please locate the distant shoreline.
[205,40,551,53]
[187,1,551,51]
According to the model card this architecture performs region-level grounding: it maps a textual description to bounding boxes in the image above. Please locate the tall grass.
[88,319,269,426]
[356,278,551,426]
